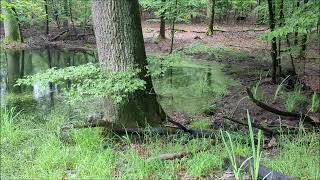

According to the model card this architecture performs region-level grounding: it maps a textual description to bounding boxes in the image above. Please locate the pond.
[0,49,232,116]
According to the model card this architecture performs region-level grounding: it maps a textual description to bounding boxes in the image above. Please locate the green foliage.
[310,92,320,113]
[284,85,306,112]
[0,0,46,25]
[147,53,182,77]
[262,1,319,41]
[139,0,207,22]
[16,63,146,104]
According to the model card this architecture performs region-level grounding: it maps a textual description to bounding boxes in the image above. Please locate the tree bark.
[91,0,166,128]
[267,0,279,83]
[62,0,70,30]
[206,0,215,36]
[300,0,309,73]
[169,0,178,54]
[159,0,166,39]
[44,0,49,35]
[2,1,21,42]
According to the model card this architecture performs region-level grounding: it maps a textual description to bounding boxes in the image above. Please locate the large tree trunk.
[267,0,279,83]
[206,0,215,36]
[91,0,166,128]
[2,1,21,42]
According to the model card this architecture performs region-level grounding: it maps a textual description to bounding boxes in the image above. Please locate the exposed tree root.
[246,87,320,127]
[60,118,216,139]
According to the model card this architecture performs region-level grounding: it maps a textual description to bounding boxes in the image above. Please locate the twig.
[223,116,277,135]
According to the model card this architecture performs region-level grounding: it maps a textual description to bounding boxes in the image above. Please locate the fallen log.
[49,29,69,41]
[246,87,319,127]
[224,156,294,180]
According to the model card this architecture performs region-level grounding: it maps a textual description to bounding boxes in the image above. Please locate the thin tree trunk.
[91,0,166,127]
[63,0,70,30]
[278,0,284,76]
[294,0,300,46]
[69,0,77,35]
[267,0,279,83]
[206,0,215,36]
[300,0,309,74]
[44,0,49,35]
[159,0,166,39]
[170,0,178,54]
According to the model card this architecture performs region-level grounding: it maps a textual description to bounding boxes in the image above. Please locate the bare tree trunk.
[267,0,279,83]
[170,0,178,54]
[294,0,300,46]
[278,0,284,76]
[206,0,215,36]
[91,0,166,127]
[300,0,309,74]
[44,0,49,35]
[62,0,70,30]
[159,0,166,39]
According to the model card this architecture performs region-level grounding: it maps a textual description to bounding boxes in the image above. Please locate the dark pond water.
[0,49,231,116]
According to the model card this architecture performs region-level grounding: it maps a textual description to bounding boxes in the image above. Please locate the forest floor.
[1,22,320,179]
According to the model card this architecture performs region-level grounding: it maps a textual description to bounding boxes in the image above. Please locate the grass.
[1,107,319,179]
[310,92,320,113]
[284,85,306,112]
[191,119,211,129]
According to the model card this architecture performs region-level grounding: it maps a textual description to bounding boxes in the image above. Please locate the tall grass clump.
[310,92,320,112]
[221,110,263,180]
[285,85,305,112]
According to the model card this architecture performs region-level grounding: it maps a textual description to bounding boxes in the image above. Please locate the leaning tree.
[91,0,166,127]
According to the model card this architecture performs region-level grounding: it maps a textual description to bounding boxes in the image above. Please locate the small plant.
[247,110,262,180]
[284,85,305,112]
[221,110,263,180]
[310,92,320,113]
[252,77,264,101]
[273,75,290,102]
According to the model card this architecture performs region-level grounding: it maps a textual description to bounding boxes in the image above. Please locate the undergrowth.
[1,107,319,179]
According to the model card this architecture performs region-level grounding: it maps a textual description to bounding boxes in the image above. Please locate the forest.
[0,0,319,179]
